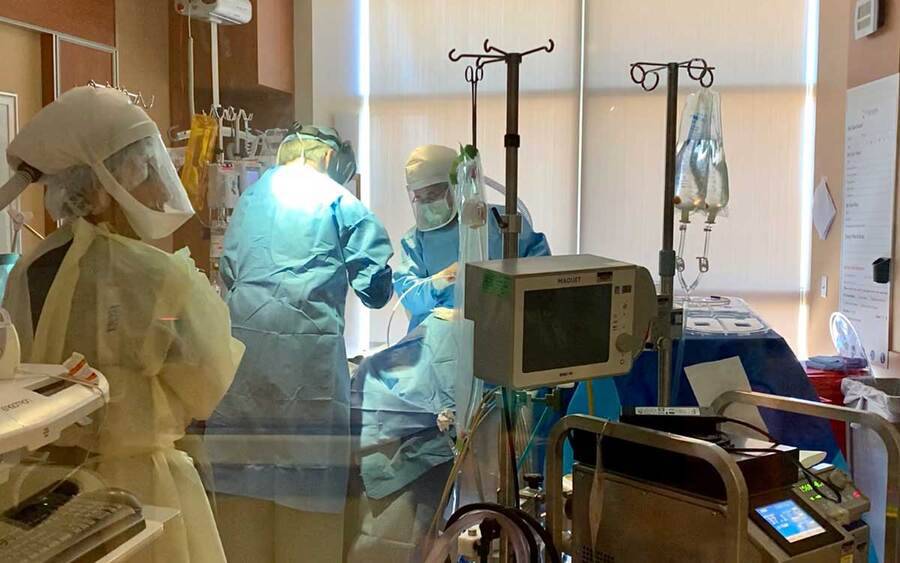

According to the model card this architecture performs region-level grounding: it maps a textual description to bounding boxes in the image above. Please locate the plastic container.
[842,376,900,563]
[0,253,18,303]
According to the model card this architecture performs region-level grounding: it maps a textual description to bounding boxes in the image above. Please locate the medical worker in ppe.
[394,145,551,330]
[0,86,243,563]
[205,124,394,563]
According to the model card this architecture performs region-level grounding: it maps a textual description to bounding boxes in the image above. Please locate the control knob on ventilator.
[616,333,642,354]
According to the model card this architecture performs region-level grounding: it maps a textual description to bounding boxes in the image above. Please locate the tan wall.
[807,1,851,355]
[808,0,900,358]
[0,23,44,255]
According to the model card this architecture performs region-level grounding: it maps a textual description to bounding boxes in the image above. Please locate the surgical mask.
[409,183,456,232]
[418,200,454,230]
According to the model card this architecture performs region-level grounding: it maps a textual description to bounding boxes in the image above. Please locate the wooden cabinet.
[0,0,115,46]
[45,38,115,102]
[221,0,293,94]
[169,0,294,131]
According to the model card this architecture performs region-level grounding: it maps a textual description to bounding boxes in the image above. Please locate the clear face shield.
[43,135,194,240]
[408,182,456,232]
[98,135,194,240]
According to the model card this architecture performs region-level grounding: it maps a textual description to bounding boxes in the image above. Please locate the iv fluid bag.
[180,114,218,213]
[453,146,488,430]
[703,90,729,223]
[673,92,709,221]
[453,146,489,311]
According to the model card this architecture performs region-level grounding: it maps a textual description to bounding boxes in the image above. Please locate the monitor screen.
[522,283,611,373]
[754,499,826,543]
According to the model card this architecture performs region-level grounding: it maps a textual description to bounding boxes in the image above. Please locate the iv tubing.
[672,297,689,404]
[186,5,196,116]
[427,389,499,542]
[22,223,44,241]
[676,223,712,294]
[460,369,485,444]
[516,405,549,471]
[384,271,454,346]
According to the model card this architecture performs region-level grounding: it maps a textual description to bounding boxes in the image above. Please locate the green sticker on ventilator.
[482,271,511,297]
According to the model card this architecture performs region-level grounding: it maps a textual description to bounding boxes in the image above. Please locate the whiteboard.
[839,73,899,368]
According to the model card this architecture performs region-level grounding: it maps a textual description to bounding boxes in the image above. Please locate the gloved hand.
[432,262,458,291]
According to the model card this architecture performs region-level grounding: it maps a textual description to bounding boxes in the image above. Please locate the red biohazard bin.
[805,366,866,457]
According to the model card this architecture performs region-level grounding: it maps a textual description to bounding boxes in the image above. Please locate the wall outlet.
[820,275,828,298]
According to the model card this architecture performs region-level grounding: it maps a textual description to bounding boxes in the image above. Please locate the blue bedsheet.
[569,329,840,461]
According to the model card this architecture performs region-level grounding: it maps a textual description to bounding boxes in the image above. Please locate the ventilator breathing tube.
[484,176,533,226]
[423,508,532,563]
[0,164,43,212]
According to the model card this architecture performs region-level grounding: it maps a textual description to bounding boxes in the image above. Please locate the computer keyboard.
[0,484,145,562]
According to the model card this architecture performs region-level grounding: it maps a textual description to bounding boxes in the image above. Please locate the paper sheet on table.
[813,178,836,240]
[684,356,768,432]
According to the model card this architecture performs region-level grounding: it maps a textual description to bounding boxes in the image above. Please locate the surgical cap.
[277,136,333,171]
[405,145,456,192]
[405,145,458,232]
[0,86,193,240]
[277,124,357,185]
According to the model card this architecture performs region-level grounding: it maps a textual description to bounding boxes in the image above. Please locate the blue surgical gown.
[206,164,394,513]
[393,206,551,330]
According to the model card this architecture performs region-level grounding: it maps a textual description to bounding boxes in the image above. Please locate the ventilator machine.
[450,255,897,562]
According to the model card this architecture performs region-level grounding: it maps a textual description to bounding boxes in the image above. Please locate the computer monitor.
[464,255,656,389]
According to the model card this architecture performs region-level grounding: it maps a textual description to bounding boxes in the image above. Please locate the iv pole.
[449,37,554,294]
[449,37,554,563]
[628,58,715,406]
